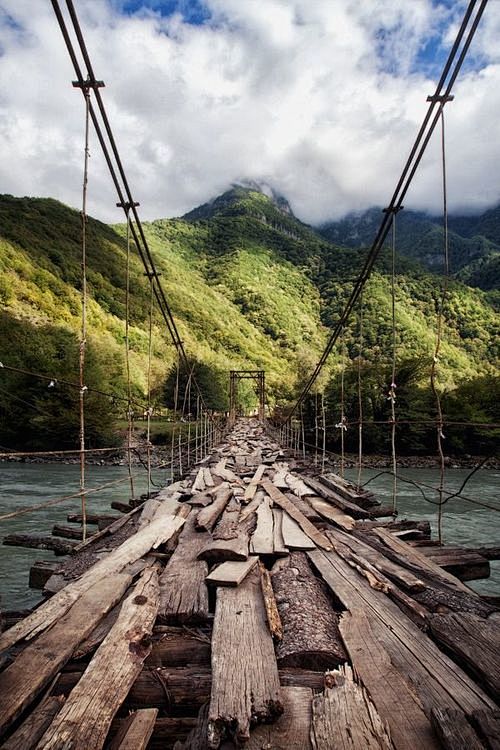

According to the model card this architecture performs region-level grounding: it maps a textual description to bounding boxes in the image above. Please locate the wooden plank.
[301,476,369,518]
[259,562,283,640]
[206,557,259,587]
[192,468,206,492]
[429,613,500,702]
[308,549,496,747]
[137,498,162,528]
[239,491,263,523]
[195,485,232,532]
[285,492,322,523]
[51,524,96,540]
[203,468,215,487]
[271,553,346,670]
[159,513,210,624]
[0,696,65,750]
[311,665,393,750]
[260,480,332,551]
[198,498,249,563]
[29,561,59,590]
[372,528,476,595]
[318,473,376,507]
[470,709,500,750]
[37,566,160,750]
[327,528,425,593]
[308,497,355,530]
[272,508,289,556]
[243,465,266,502]
[285,473,315,498]
[281,514,316,551]
[237,686,312,750]
[430,707,484,750]
[0,513,184,652]
[108,708,158,750]
[250,496,274,554]
[208,567,283,745]
[0,572,132,736]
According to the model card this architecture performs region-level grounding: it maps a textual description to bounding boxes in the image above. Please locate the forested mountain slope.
[0,188,498,452]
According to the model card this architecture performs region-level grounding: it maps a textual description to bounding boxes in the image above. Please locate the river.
[0,463,499,610]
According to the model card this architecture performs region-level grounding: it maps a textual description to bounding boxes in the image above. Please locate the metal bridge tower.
[229,370,265,423]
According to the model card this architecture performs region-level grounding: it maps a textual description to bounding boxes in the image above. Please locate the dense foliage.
[0,188,498,455]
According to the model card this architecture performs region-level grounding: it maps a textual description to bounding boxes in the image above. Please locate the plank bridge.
[1,419,499,749]
[1,1,499,748]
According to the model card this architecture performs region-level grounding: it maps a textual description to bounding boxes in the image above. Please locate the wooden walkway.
[0,419,499,749]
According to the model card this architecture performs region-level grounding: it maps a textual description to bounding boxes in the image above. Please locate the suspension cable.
[431,105,452,544]
[285,0,487,421]
[122,202,136,502]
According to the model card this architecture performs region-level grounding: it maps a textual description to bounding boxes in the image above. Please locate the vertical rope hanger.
[430,100,453,544]
[120,200,139,502]
[386,206,402,514]
[74,79,96,542]
[145,271,154,498]
[336,326,347,477]
[170,351,180,481]
[357,289,364,489]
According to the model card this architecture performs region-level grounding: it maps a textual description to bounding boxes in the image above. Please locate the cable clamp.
[80,385,88,394]
[335,417,348,431]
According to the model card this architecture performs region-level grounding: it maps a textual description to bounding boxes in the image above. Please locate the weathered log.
[111,717,197,750]
[51,525,96,541]
[108,708,158,750]
[146,628,211,667]
[195,485,232,532]
[311,665,393,750]
[37,566,160,750]
[208,567,283,746]
[285,492,322,523]
[2,534,76,556]
[0,572,132,736]
[243,465,266,502]
[0,696,65,750]
[318,473,376,508]
[111,501,134,514]
[271,553,346,670]
[53,667,326,711]
[29,561,59,590]
[470,708,500,750]
[159,513,210,624]
[429,613,500,702]
[430,707,484,750]
[66,513,118,526]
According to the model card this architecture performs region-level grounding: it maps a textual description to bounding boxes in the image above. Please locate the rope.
[387,207,401,514]
[78,81,90,542]
[0,473,143,522]
[336,327,347,477]
[124,204,136,502]
[321,391,326,473]
[431,106,452,544]
[357,290,364,489]
[146,273,154,497]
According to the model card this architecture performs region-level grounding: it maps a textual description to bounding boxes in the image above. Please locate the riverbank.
[1,447,498,470]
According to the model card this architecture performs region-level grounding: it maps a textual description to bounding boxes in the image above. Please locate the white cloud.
[0,0,499,224]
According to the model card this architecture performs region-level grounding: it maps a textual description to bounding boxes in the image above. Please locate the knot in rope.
[335,416,348,431]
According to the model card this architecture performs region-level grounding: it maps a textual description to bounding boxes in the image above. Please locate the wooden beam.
[36,566,160,750]
[208,567,283,745]
[311,665,393,750]
[206,556,259,587]
[0,696,65,750]
[195,485,232,532]
[260,480,332,551]
[108,708,158,750]
[0,572,132,736]
[250,496,274,554]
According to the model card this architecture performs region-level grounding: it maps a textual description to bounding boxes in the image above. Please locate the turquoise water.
[0,463,169,609]
[0,464,499,609]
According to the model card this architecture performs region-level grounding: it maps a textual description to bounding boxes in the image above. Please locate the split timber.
[0,419,499,749]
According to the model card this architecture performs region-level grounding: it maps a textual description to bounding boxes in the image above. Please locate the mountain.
[0,187,498,453]
[319,205,500,292]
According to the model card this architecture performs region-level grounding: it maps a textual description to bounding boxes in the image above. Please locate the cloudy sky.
[0,0,499,224]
